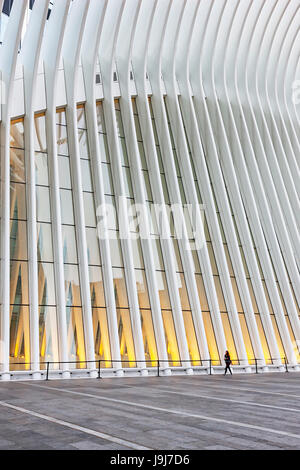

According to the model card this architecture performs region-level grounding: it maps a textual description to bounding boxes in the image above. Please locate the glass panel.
[247,279,259,313]
[10,261,29,305]
[35,152,49,186]
[231,278,243,313]
[56,124,69,155]
[78,129,89,159]
[202,311,220,364]
[109,237,124,267]
[142,171,152,201]
[196,274,209,311]
[93,307,111,365]
[270,315,286,361]
[62,225,78,264]
[102,163,114,195]
[134,115,142,141]
[10,220,27,261]
[66,306,86,367]
[239,246,250,277]
[38,263,56,306]
[239,313,255,363]
[10,148,25,183]
[122,166,134,198]
[105,195,118,230]
[221,312,238,363]
[83,192,96,227]
[117,308,136,366]
[178,273,191,310]
[89,266,105,307]
[64,265,81,306]
[86,227,101,266]
[140,309,158,367]
[172,240,182,273]
[58,156,72,189]
[138,142,147,170]
[151,238,164,271]
[224,245,234,276]
[191,249,201,274]
[39,306,59,367]
[262,280,274,314]
[37,223,53,262]
[207,242,218,275]
[182,310,201,365]
[77,107,87,129]
[135,270,150,309]
[99,133,110,163]
[10,183,26,220]
[34,114,47,152]
[255,314,272,364]
[36,186,51,223]
[214,276,226,312]
[217,213,226,243]
[115,109,124,137]
[60,189,75,225]
[10,305,30,370]
[10,120,24,149]
[56,108,67,126]
[131,238,144,269]
[96,102,106,133]
[161,310,181,366]
[156,271,171,310]
[81,159,93,192]
[113,267,129,308]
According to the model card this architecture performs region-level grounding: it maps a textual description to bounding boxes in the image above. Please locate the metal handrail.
[2,356,290,380]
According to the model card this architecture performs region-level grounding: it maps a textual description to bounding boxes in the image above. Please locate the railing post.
[46,362,50,381]
[98,360,101,379]
[157,359,160,377]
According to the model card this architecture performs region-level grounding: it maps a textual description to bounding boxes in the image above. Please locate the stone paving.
[0,371,300,450]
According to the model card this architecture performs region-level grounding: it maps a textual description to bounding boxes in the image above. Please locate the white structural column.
[283,10,300,159]
[146,0,192,370]
[115,0,169,367]
[264,1,300,222]
[274,3,300,201]
[239,0,299,363]
[61,0,96,372]
[204,0,265,363]
[232,0,298,364]
[190,0,249,365]
[20,0,50,379]
[132,0,184,372]
[221,0,281,365]
[0,0,27,380]
[81,0,123,374]
[41,0,72,377]
[253,0,300,266]
[98,0,147,370]
[160,0,210,365]
[175,0,227,362]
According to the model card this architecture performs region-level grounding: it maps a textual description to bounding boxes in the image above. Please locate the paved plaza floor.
[0,372,300,450]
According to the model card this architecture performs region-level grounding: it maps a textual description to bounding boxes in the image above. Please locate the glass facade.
[4,94,299,374]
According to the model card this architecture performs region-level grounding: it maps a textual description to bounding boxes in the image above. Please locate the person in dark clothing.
[224,350,232,375]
